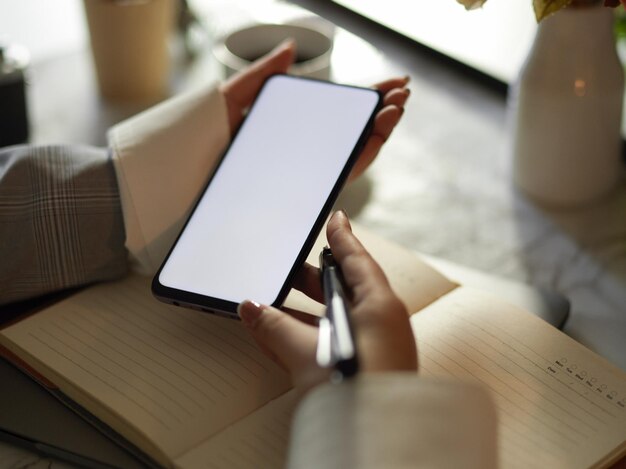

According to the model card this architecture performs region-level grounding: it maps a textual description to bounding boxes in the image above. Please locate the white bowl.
[213,23,334,80]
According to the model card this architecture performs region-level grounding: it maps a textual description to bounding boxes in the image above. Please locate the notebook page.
[284,222,458,316]
[175,391,297,469]
[0,275,291,466]
[411,287,626,469]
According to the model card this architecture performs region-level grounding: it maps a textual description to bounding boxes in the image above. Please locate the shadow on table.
[334,173,374,217]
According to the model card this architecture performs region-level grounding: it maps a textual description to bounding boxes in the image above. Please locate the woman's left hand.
[219,40,410,181]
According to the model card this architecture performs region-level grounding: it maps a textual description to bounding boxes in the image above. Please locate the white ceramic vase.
[510,2,624,207]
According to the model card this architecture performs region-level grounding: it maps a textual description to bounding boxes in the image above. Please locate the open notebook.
[0,225,624,468]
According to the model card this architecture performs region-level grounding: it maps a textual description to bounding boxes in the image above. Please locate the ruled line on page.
[64,310,210,410]
[200,402,292,469]
[419,302,620,426]
[76,296,234,398]
[86,286,272,396]
[31,277,286,427]
[28,330,174,430]
[443,319,607,427]
[115,279,268,362]
[419,345,568,459]
[90,294,242,392]
[45,320,193,419]
[419,333,599,452]
[114,277,270,375]
[121,298,259,379]
[411,287,626,469]
[424,338,584,446]
[68,302,227,403]
[114,284,268,376]
[447,309,619,419]
[436,331,594,438]
[1,274,293,463]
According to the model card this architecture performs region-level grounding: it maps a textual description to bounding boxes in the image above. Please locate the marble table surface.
[1,0,624,467]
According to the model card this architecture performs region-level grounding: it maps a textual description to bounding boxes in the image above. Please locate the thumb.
[237,300,317,373]
[221,39,296,131]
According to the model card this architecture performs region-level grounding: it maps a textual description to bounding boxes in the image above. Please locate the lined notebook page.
[411,287,626,469]
[0,275,291,467]
[175,391,297,469]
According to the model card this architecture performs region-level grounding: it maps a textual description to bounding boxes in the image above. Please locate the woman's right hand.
[238,210,418,394]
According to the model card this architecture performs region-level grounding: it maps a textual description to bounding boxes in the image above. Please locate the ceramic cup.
[83,0,175,103]
[213,23,334,80]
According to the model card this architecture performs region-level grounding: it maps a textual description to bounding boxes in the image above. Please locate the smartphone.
[152,74,381,317]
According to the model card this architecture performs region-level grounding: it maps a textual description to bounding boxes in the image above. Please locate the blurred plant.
[615,7,626,37]
[457,0,625,21]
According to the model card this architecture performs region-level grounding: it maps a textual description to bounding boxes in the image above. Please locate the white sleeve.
[288,374,498,469]
[108,84,230,274]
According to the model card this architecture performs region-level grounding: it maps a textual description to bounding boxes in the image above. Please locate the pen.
[316,247,359,380]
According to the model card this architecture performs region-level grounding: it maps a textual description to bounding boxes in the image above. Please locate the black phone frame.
[152,74,382,318]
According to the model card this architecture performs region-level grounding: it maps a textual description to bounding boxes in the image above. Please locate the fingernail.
[403,75,411,83]
[276,38,296,51]
[238,300,264,326]
[334,209,352,229]
[405,88,411,95]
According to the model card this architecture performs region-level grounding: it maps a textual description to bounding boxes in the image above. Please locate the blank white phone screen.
[158,76,379,306]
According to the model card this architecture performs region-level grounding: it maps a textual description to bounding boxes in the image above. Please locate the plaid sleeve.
[0,144,128,306]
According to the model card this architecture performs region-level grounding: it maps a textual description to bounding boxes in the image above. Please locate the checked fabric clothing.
[0,144,128,305]
[0,84,229,305]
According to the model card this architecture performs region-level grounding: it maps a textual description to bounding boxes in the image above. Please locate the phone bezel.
[151,74,382,317]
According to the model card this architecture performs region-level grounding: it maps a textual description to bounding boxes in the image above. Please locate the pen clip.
[316,247,359,379]
[316,316,333,369]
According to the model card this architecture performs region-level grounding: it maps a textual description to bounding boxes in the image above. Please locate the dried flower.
[456,0,487,9]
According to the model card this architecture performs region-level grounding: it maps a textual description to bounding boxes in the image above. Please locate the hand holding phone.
[152,75,382,317]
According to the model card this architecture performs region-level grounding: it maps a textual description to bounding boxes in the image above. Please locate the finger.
[222,39,296,101]
[382,88,410,108]
[291,262,324,304]
[221,40,296,131]
[325,212,417,372]
[373,76,410,94]
[238,300,318,373]
[325,211,391,301]
[372,104,404,142]
[348,105,403,181]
